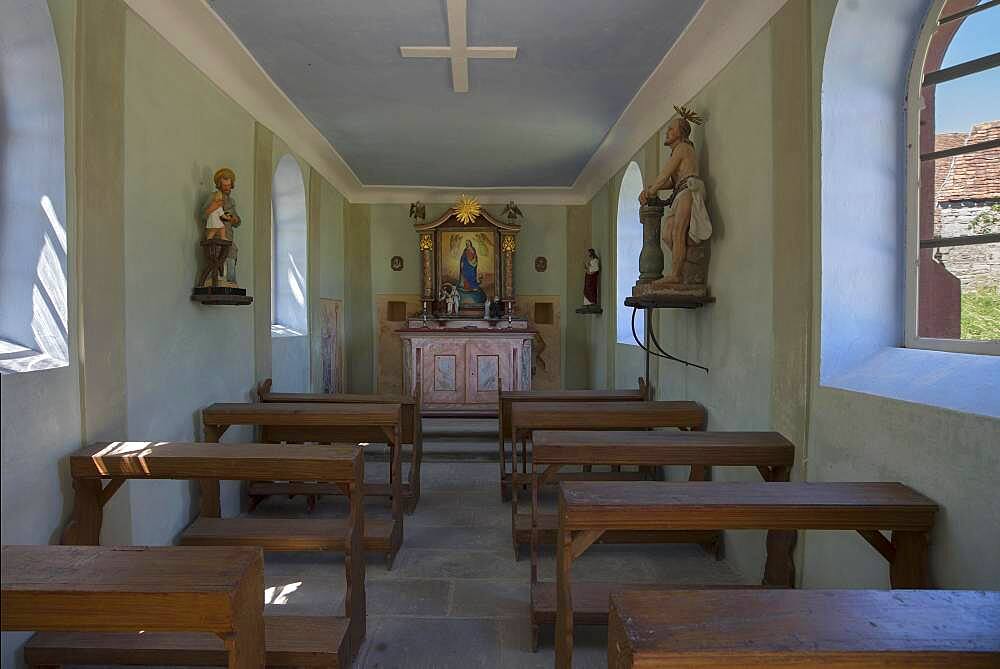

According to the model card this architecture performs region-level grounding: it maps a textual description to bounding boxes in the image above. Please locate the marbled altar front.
[399,319,534,413]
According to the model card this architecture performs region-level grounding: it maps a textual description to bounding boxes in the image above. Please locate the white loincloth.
[206,205,226,229]
[668,176,713,242]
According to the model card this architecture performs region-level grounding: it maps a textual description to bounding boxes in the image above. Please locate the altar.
[400,198,535,414]
[400,318,534,414]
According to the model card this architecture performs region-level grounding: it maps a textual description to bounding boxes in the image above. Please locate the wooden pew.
[608,589,1000,667]
[524,430,795,646]
[508,401,708,556]
[256,378,423,512]
[497,380,649,500]
[47,441,367,667]
[552,481,938,669]
[203,402,403,565]
[4,545,265,669]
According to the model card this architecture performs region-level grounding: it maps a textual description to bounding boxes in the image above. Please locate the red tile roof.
[936,121,1000,202]
[933,132,966,192]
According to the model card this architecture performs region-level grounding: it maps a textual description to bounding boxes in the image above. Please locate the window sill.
[0,341,68,376]
[271,324,305,338]
[821,346,1000,419]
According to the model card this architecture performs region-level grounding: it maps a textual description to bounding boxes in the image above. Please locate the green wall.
[122,8,258,544]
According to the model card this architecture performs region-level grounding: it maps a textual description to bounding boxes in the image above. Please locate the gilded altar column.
[501,234,516,315]
[419,232,434,314]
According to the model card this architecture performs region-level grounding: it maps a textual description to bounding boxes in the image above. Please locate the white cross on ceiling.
[400,0,517,93]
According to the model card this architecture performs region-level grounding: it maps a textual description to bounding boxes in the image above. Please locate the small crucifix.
[400,0,517,93]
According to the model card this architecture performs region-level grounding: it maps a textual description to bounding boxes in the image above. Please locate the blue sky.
[935,3,999,133]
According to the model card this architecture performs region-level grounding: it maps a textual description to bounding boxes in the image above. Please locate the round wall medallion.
[391,255,404,271]
[534,256,548,272]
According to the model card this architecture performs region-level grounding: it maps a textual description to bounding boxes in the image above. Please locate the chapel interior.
[1,0,998,667]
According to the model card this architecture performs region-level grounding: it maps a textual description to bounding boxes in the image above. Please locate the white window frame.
[904,0,1000,356]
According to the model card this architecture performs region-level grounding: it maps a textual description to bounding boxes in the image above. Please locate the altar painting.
[437,228,498,312]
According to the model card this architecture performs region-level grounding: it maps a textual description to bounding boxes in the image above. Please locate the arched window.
[0,0,68,374]
[908,0,999,352]
[616,162,645,344]
[271,154,307,336]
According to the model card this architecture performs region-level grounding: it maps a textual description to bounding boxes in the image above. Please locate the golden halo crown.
[672,105,704,126]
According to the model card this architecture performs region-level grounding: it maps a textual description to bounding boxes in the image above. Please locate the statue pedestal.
[636,202,666,283]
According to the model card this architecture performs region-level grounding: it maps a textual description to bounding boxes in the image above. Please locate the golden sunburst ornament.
[454,195,481,225]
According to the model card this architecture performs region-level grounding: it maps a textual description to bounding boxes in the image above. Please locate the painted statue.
[460,240,481,293]
[202,167,242,286]
[439,284,457,316]
[584,249,600,306]
[639,105,712,291]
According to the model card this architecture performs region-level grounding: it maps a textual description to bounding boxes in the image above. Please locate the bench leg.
[890,531,930,588]
[762,529,797,587]
[554,526,574,669]
[60,478,103,545]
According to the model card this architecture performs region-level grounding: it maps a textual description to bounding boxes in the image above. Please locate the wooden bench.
[552,481,938,669]
[50,441,367,666]
[608,589,1000,667]
[203,402,404,565]
[3,545,264,669]
[509,401,708,557]
[257,378,423,512]
[509,399,706,486]
[497,382,648,500]
[520,430,795,576]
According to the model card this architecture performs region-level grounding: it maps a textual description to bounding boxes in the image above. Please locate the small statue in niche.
[577,248,602,313]
[198,167,242,289]
[484,296,492,319]
[637,105,713,296]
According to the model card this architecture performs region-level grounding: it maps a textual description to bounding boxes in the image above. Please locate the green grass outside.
[961,287,1000,341]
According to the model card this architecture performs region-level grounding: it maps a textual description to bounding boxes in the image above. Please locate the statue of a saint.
[202,167,242,286]
[583,249,600,306]
[460,240,481,292]
[639,106,712,287]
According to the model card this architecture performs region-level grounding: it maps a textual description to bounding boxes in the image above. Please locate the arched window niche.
[271,154,308,337]
[819,0,999,417]
[616,162,645,345]
[0,0,68,374]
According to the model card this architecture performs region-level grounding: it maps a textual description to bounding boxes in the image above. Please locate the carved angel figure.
[501,201,523,220]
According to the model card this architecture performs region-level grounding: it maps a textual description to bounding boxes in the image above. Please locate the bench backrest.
[257,380,418,443]
[510,401,706,435]
[70,441,363,483]
[532,430,793,467]
[609,590,1000,664]
[499,381,647,440]
[559,481,937,531]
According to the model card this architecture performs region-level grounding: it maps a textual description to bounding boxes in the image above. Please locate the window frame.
[904,0,1000,355]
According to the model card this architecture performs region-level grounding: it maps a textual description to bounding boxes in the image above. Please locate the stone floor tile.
[359,617,500,669]
[449,580,530,619]
[380,548,530,581]
[365,578,452,616]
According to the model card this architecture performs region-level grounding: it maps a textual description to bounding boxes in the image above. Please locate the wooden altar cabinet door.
[465,340,515,405]
[420,339,468,406]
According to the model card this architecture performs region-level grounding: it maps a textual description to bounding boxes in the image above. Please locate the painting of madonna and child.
[438,229,498,316]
